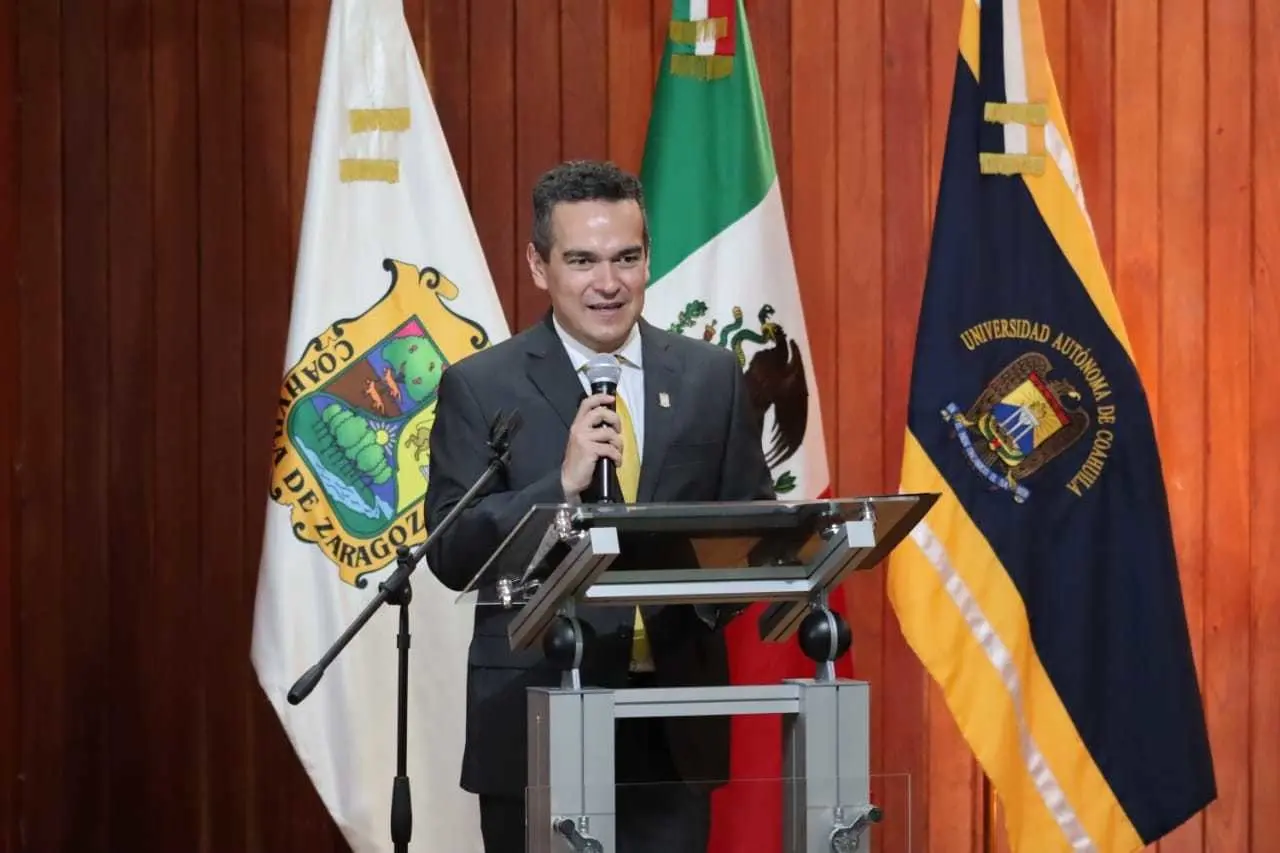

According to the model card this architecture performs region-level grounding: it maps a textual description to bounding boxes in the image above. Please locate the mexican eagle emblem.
[669,301,809,494]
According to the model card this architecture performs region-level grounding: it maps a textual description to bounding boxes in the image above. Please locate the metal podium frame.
[456,494,937,853]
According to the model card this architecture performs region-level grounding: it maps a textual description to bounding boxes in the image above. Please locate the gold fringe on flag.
[669,17,728,45]
[348,108,411,133]
[670,54,733,81]
[979,152,1045,176]
[339,158,400,183]
[983,101,1048,126]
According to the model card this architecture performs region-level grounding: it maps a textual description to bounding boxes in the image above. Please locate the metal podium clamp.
[553,817,604,853]
[829,805,884,853]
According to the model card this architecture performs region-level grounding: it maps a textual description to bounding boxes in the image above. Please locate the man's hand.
[561,392,622,499]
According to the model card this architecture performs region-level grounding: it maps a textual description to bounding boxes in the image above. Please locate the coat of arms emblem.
[270,259,492,586]
[942,351,1090,502]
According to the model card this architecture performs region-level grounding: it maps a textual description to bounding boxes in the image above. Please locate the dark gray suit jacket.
[424,311,774,796]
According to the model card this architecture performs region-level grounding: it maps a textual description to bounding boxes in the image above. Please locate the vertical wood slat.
[880,0,932,850]
[246,0,340,849]
[60,0,112,847]
[1040,0,1069,97]
[106,0,155,847]
[747,0,791,219]
[606,0,651,175]
[606,0,650,174]
[559,0,607,162]
[16,0,65,849]
[403,0,424,57]
[513,0,560,328]
[286,0,327,276]
[834,0,888,845]
[1113,0,1161,412]
[1203,3,1254,853]
[928,0,961,216]
[468,0,516,331]
[150,0,204,847]
[789,1,837,485]
[652,0,671,80]
[0,0,17,846]
[1066,0,1115,286]
[197,0,249,848]
[1156,2,1208,853]
[426,0,470,184]
[1251,1,1280,849]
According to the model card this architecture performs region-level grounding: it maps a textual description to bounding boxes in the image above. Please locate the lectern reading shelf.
[456,494,937,853]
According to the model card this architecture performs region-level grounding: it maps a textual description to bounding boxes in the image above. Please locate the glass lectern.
[455,494,937,853]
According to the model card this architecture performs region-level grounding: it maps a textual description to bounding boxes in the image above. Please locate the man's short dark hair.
[530,160,650,261]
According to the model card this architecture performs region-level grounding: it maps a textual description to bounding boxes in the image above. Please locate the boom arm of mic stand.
[284,454,507,702]
[287,412,518,705]
[284,409,520,853]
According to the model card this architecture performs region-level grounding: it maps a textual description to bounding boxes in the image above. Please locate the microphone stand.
[286,409,522,853]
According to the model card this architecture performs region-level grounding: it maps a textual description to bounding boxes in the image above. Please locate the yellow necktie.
[582,363,650,670]
[615,391,651,670]
[614,391,640,504]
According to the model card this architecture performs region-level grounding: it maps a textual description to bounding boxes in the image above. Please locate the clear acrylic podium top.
[453,494,937,652]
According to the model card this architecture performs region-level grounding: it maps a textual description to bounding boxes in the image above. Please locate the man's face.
[527,198,649,353]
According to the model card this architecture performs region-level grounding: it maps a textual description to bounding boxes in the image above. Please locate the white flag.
[251,1,504,850]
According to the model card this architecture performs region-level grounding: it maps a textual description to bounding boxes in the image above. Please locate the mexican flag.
[638,1,846,848]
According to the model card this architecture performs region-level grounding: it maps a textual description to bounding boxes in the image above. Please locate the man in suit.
[424,160,774,853]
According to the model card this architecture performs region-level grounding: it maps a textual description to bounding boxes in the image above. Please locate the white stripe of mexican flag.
[642,179,829,500]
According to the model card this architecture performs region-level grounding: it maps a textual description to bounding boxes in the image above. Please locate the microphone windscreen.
[583,353,622,388]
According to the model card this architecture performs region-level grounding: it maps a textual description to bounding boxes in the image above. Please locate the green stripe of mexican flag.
[640,0,828,501]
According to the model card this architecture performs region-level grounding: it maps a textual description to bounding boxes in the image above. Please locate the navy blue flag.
[886,1,1216,850]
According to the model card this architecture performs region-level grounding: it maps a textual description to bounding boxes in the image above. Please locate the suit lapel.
[637,320,682,503]
[524,313,585,430]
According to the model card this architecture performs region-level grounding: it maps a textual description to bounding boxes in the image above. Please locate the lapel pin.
[658,392,670,408]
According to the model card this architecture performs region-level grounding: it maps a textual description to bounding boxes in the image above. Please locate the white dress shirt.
[552,315,645,463]
[552,315,723,636]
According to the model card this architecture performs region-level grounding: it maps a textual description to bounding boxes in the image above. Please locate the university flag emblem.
[886,1,1216,851]
[250,0,506,850]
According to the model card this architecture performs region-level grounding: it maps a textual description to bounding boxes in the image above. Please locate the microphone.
[583,353,623,503]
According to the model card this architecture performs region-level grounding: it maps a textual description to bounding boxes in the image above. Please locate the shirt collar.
[552,313,643,371]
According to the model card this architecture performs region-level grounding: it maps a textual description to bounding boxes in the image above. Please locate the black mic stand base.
[383,550,414,852]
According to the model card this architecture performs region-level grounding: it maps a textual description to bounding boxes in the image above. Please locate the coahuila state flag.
[250,1,505,851]
[638,1,844,849]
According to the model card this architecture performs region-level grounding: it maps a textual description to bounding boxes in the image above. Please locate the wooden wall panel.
[61,0,112,843]
[834,0,889,843]
[605,0,652,174]
[151,0,205,848]
[1,1,1273,852]
[1203,3,1253,853]
[1157,3,1208,852]
[0,0,16,848]
[1252,1,1280,848]
[106,0,154,845]
[880,0,932,849]
[16,0,65,849]
[196,0,250,848]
